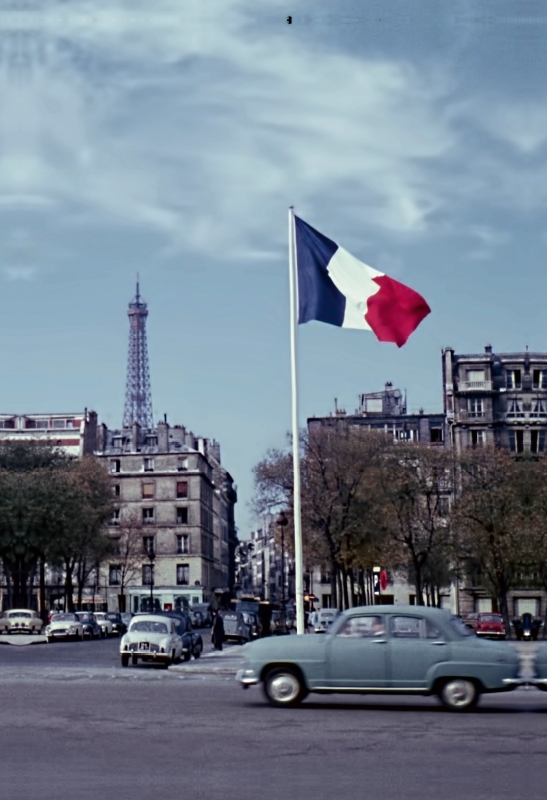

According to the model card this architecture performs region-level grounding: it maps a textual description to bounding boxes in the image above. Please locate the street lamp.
[276,511,289,635]
[147,541,156,613]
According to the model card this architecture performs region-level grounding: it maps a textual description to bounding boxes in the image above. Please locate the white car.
[45,613,85,642]
[93,612,114,638]
[0,609,43,634]
[120,615,183,668]
[309,609,338,633]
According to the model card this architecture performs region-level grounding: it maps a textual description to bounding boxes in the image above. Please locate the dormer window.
[506,369,522,389]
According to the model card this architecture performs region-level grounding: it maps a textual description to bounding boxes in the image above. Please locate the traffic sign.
[379,571,389,592]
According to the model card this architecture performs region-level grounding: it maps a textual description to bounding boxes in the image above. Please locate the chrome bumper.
[236,668,259,686]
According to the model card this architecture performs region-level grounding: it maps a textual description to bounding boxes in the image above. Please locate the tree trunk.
[341,567,350,610]
[500,591,512,640]
[330,564,338,610]
[39,559,46,622]
[350,568,357,607]
[413,561,425,606]
[358,569,366,606]
[64,565,75,612]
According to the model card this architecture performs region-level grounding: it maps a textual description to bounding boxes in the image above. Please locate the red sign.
[163,603,173,611]
[379,571,389,592]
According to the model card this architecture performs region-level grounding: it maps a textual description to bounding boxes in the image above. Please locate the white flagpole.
[288,206,305,635]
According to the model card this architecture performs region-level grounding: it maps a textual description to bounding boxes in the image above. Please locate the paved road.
[1,676,547,800]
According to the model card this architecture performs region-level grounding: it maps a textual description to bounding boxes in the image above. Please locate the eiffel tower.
[122,280,153,428]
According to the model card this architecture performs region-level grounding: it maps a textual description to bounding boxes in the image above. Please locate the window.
[430,427,444,443]
[142,483,155,499]
[142,565,153,585]
[470,430,486,447]
[176,481,188,498]
[506,369,522,389]
[142,536,154,554]
[531,399,547,418]
[146,436,158,447]
[507,398,524,418]
[176,564,190,585]
[531,431,546,454]
[467,369,485,382]
[467,398,484,417]
[112,484,120,497]
[438,496,450,516]
[110,538,121,556]
[36,420,48,429]
[110,509,120,526]
[509,430,524,454]
[52,419,65,429]
[109,565,121,586]
[337,615,385,638]
[320,571,331,584]
[143,458,154,472]
[176,507,188,525]
[177,457,189,471]
[391,616,440,639]
[177,534,189,554]
[533,370,547,389]
[142,508,155,525]
[66,419,75,429]
[110,459,121,473]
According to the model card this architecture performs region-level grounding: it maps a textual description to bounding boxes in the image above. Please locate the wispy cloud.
[0,0,544,267]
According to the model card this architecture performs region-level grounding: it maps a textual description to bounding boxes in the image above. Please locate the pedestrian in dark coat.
[211,611,225,651]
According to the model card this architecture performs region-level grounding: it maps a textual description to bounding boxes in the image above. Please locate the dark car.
[220,608,259,644]
[513,613,542,641]
[106,612,128,637]
[75,612,102,639]
[133,611,203,661]
[190,604,212,628]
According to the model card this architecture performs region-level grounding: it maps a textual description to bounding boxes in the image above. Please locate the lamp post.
[147,541,156,613]
[276,511,289,635]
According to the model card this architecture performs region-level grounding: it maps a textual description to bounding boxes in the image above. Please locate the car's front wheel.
[439,679,479,711]
[193,642,202,659]
[263,668,308,708]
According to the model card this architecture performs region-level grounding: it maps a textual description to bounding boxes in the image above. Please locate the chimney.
[485,345,492,354]
[131,421,140,452]
[157,420,169,451]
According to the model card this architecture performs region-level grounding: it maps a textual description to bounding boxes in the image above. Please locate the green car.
[236,605,521,711]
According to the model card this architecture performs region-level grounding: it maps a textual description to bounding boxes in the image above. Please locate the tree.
[377,443,455,606]
[455,446,528,634]
[107,521,145,612]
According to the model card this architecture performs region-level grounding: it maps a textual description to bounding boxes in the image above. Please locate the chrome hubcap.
[269,673,300,703]
[443,680,475,707]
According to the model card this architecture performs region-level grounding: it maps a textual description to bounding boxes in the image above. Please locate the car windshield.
[449,616,474,637]
[52,614,78,622]
[107,614,120,621]
[76,613,94,621]
[9,611,32,618]
[94,614,106,620]
[130,621,168,634]
[480,615,502,623]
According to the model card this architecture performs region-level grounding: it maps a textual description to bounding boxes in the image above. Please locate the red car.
[475,613,506,639]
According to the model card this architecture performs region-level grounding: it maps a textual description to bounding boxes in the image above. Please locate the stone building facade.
[95,419,237,613]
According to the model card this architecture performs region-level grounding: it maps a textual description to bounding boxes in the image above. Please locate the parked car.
[236,605,521,711]
[106,612,128,637]
[513,613,542,641]
[120,615,183,667]
[132,611,203,661]
[45,613,84,642]
[93,612,114,638]
[74,612,102,639]
[308,609,338,633]
[462,612,478,632]
[220,608,259,644]
[120,612,133,629]
[190,603,212,628]
[0,609,43,635]
[475,613,506,640]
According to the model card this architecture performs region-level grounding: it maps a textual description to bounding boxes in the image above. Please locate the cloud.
[3,266,36,281]
[0,0,544,266]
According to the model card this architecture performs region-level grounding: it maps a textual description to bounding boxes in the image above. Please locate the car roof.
[341,605,450,618]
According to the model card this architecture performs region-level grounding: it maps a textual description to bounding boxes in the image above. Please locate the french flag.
[295,216,431,347]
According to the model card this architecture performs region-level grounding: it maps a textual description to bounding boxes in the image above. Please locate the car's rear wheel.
[263,668,308,708]
[182,649,191,662]
[121,655,129,667]
[46,636,53,644]
[439,679,478,711]
[193,642,202,659]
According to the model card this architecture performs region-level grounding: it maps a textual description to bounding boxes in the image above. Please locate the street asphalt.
[1,636,547,800]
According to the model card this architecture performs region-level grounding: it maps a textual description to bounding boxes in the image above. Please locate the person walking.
[211,610,225,651]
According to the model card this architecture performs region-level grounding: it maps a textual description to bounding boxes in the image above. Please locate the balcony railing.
[458,381,493,391]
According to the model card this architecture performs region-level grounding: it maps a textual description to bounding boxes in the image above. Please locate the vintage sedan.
[93,612,114,638]
[45,613,84,642]
[475,613,506,640]
[0,609,43,634]
[106,612,127,637]
[120,615,183,667]
[236,605,521,711]
[74,612,102,639]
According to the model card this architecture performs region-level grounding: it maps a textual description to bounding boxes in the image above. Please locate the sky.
[0,0,545,534]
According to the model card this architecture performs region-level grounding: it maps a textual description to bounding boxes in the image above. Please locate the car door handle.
[431,641,447,646]
[371,639,387,644]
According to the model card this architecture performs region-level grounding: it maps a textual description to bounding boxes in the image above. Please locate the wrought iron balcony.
[458,381,493,391]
